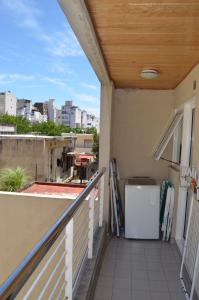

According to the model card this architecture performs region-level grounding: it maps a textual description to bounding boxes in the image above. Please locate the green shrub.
[0,167,28,192]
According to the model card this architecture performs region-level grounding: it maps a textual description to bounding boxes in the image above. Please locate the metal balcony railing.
[0,167,106,300]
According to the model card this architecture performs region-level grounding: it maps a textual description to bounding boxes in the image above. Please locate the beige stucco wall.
[0,138,71,183]
[0,192,71,285]
[0,139,45,182]
[111,89,174,202]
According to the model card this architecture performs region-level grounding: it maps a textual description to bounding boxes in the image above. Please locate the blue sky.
[0,0,100,116]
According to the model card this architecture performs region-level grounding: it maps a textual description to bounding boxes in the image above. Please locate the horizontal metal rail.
[0,167,106,300]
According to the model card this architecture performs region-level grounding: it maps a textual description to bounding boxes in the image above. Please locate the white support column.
[99,82,114,223]
[99,174,105,227]
[65,218,73,300]
[88,190,95,259]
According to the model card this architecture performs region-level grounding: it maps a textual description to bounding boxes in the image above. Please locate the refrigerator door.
[125,185,160,239]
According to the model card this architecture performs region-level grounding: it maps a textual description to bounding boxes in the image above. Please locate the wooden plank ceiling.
[85,0,199,89]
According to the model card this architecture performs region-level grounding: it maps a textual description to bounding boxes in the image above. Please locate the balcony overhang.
[60,0,199,90]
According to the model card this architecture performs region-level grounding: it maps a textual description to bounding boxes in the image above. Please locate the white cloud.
[74,93,99,103]
[9,74,34,81]
[1,0,83,58]
[16,84,47,89]
[40,76,66,87]
[50,61,74,75]
[1,0,41,30]
[81,83,98,90]
[0,73,34,85]
[47,28,83,57]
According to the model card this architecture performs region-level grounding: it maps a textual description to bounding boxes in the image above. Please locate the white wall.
[0,92,17,115]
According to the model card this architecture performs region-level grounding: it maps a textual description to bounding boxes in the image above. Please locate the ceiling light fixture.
[140,69,159,79]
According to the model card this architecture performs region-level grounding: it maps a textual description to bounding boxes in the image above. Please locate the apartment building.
[70,106,81,128]
[87,113,99,131]
[34,102,48,117]
[56,108,62,124]
[31,108,48,123]
[81,110,87,128]
[47,99,57,122]
[61,100,73,126]
[61,101,82,128]
[0,91,16,116]
[74,133,93,153]
[17,99,32,121]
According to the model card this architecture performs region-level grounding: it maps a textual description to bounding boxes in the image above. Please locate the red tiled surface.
[22,182,86,197]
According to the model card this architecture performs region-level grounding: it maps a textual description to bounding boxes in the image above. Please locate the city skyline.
[0,0,100,116]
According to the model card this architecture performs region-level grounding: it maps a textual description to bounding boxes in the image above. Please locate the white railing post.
[88,189,95,259]
[99,174,105,227]
[65,218,73,300]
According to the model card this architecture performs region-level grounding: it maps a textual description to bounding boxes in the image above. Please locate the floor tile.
[112,288,131,300]
[113,277,131,290]
[170,291,186,300]
[94,287,112,300]
[132,290,151,300]
[114,266,131,279]
[132,269,148,280]
[97,275,114,288]
[149,280,169,292]
[132,279,150,291]
[147,261,162,271]
[94,238,184,300]
[132,260,147,270]
[148,270,166,281]
[166,281,183,293]
[150,291,171,300]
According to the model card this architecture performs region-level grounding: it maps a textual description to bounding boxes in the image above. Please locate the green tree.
[0,114,31,133]
[31,121,71,136]
[92,132,99,162]
[0,167,28,192]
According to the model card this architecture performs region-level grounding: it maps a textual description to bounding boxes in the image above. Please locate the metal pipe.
[179,192,194,300]
[0,167,106,300]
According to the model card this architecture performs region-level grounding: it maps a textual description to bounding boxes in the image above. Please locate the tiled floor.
[94,238,185,300]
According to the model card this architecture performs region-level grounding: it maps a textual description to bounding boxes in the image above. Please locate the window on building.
[172,117,183,165]
[153,111,183,162]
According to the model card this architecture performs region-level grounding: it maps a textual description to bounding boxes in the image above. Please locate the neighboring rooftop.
[22,182,86,199]
[0,134,76,140]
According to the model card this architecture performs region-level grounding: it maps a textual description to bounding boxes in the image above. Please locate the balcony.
[0,167,190,300]
[1,0,199,299]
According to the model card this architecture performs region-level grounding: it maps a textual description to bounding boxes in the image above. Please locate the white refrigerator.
[125,182,160,239]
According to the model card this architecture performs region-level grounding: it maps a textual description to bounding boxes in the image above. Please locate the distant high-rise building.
[81,110,87,128]
[31,106,47,123]
[70,106,81,128]
[17,99,32,120]
[56,109,62,125]
[34,102,48,116]
[0,91,17,116]
[87,113,99,131]
[61,101,82,128]
[61,101,73,127]
[47,99,57,122]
